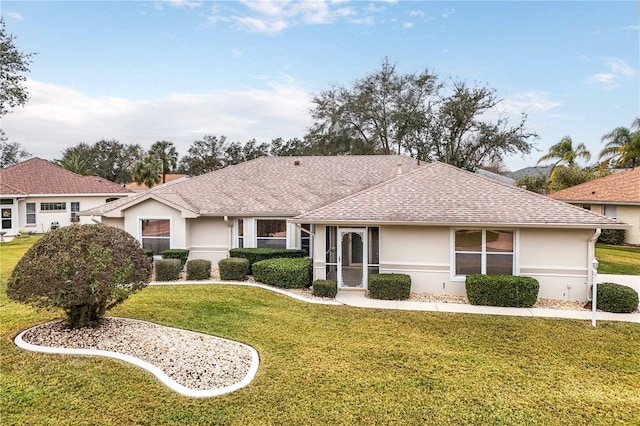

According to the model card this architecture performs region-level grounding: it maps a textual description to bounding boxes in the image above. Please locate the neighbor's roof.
[83,155,423,217]
[507,165,553,180]
[292,162,627,228]
[548,167,640,205]
[0,158,132,195]
[124,174,188,191]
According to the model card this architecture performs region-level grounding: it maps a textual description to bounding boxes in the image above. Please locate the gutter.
[586,228,601,301]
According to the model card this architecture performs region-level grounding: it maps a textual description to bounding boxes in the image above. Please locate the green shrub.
[186,259,212,280]
[466,274,539,308]
[596,282,639,313]
[598,229,626,245]
[219,257,250,281]
[252,257,312,288]
[229,248,304,273]
[160,249,190,267]
[7,224,152,328]
[368,274,411,300]
[155,259,182,281]
[312,279,338,298]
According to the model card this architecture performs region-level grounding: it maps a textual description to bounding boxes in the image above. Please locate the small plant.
[368,274,411,300]
[7,224,152,328]
[596,282,639,313]
[155,259,182,281]
[598,229,626,245]
[218,257,250,281]
[229,248,304,273]
[312,279,338,298]
[466,275,539,308]
[186,259,212,280]
[252,257,312,288]
[160,249,190,267]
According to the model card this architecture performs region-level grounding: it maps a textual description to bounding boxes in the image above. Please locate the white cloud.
[441,8,455,18]
[5,11,23,21]
[2,79,313,160]
[402,22,414,29]
[409,10,424,17]
[495,91,562,115]
[588,57,637,89]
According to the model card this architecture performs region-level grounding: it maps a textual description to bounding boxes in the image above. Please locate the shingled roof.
[292,162,627,228]
[0,158,132,195]
[548,167,640,205]
[84,155,422,217]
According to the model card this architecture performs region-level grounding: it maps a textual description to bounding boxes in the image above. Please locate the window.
[326,226,338,280]
[0,199,13,205]
[26,203,36,225]
[582,204,591,211]
[256,219,286,249]
[237,219,244,248]
[368,227,380,276]
[70,202,80,223]
[455,229,514,276]
[1,208,12,229]
[106,197,119,203]
[41,202,66,211]
[604,205,617,219]
[300,224,313,257]
[141,219,170,255]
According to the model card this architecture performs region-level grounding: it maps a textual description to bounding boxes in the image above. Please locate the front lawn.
[1,236,639,425]
[595,243,640,275]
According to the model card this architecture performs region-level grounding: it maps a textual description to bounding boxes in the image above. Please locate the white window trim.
[254,217,288,249]
[450,228,519,281]
[138,216,172,257]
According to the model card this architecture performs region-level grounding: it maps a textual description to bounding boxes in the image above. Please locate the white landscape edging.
[14,320,260,398]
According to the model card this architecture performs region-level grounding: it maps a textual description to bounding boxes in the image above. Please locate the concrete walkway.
[335,290,640,323]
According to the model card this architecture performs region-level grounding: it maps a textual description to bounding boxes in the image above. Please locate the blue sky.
[1,0,638,171]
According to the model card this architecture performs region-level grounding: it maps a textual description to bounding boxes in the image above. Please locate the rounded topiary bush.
[160,249,190,268]
[186,259,212,280]
[368,273,411,300]
[252,257,312,288]
[312,279,337,298]
[219,257,250,281]
[154,259,182,282]
[7,224,152,328]
[597,282,639,313]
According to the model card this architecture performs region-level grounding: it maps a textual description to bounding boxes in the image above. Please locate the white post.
[591,258,599,327]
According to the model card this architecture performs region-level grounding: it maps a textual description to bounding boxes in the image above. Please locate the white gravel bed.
[408,292,589,310]
[20,317,254,392]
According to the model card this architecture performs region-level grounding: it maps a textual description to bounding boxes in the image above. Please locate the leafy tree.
[0,129,31,167]
[7,224,152,328]
[132,155,161,188]
[179,135,228,176]
[599,117,640,168]
[515,174,549,195]
[224,138,269,165]
[537,136,591,168]
[307,58,537,170]
[0,18,35,117]
[149,140,178,183]
[547,165,609,193]
[269,137,311,156]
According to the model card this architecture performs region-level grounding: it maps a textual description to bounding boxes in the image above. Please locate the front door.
[337,228,367,288]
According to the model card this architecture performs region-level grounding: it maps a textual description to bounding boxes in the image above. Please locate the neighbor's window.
[604,205,617,219]
[106,197,119,203]
[41,202,66,211]
[26,203,36,225]
[70,202,80,223]
[256,219,287,248]
[455,229,514,276]
[141,219,170,255]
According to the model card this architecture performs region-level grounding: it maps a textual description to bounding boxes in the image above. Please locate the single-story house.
[548,167,640,245]
[82,155,628,302]
[0,158,132,238]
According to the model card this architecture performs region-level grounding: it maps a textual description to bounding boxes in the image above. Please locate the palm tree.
[599,117,640,169]
[132,155,161,189]
[56,152,92,176]
[537,136,591,168]
[149,140,178,183]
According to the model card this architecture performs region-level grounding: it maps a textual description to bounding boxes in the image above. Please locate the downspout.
[90,215,101,224]
[586,228,601,301]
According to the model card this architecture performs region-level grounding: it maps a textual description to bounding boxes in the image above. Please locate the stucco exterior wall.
[186,217,230,264]
[616,205,640,245]
[123,199,187,251]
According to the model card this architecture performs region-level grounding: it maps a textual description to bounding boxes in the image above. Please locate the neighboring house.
[83,156,627,302]
[548,167,640,245]
[124,174,188,192]
[507,165,553,180]
[0,158,132,238]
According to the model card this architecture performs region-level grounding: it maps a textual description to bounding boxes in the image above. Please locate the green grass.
[596,243,640,275]
[1,236,639,425]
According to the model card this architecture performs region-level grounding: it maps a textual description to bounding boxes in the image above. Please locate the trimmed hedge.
[252,257,312,288]
[154,259,182,281]
[313,279,338,298]
[161,249,190,267]
[368,273,411,300]
[229,248,304,273]
[186,259,212,280]
[466,274,539,308]
[219,257,250,281]
[598,229,626,245]
[596,282,639,313]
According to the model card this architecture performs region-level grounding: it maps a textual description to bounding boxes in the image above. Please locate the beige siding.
[186,217,230,264]
[101,217,124,229]
[617,205,640,245]
[123,199,187,250]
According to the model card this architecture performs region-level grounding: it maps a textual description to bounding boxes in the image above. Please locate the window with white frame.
[237,219,244,248]
[41,202,66,211]
[604,205,617,219]
[300,224,313,257]
[70,202,80,223]
[26,203,36,225]
[256,219,286,248]
[454,229,514,276]
[141,219,170,255]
